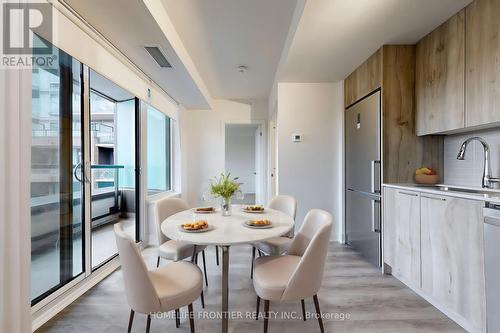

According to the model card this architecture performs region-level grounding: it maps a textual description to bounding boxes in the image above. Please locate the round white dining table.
[161,204,294,333]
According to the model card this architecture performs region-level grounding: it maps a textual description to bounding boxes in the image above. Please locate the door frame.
[223,121,266,205]
[268,112,277,200]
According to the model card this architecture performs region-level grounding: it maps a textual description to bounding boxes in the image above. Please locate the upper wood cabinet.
[466,0,500,127]
[344,46,444,183]
[416,10,465,135]
[344,49,382,107]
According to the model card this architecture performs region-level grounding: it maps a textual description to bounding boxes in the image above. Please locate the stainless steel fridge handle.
[371,160,381,193]
[371,199,381,233]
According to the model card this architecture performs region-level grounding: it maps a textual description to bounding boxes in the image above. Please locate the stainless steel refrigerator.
[345,91,382,267]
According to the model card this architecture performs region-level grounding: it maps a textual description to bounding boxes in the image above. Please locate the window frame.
[145,103,173,196]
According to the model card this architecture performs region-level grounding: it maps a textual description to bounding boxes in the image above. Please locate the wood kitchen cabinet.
[420,194,486,332]
[416,10,465,135]
[344,49,382,107]
[344,46,444,184]
[466,0,500,127]
[383,187,421,287]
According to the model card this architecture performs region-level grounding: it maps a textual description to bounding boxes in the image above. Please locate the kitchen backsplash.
[444,127,500,188]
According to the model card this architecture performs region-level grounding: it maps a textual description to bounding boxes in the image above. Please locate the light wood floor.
[36,243,465,333]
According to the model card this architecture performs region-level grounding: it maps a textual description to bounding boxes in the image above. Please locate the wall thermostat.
[292,134,302,142]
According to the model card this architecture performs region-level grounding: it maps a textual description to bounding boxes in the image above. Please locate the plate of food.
[243,219,272,229]
[193,206,217,214]
[242,205,265,213]
[179,220,213,233]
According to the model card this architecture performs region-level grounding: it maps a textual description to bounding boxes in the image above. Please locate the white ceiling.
[280,0,472,82]
[64,0,210,109]
[161,0,298,102]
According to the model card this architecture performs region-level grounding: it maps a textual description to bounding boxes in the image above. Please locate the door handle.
[73,163,83,183]
[371,199,381,233]
[371,160,381,194]
[398,191,418,197]
[421,195,446,201]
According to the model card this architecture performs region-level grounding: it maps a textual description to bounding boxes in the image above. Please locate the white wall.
[0,68,32,333]
[276,82,344,241]
[225,127,257,193]
[180,99,268,207]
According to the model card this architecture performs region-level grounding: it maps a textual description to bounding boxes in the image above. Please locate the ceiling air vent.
[144,46,172,68]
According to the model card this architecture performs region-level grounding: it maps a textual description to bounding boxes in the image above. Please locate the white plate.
[192,207,217,214]
[242,208,265,214]
[242,220,273,229]
[178,224,214,233]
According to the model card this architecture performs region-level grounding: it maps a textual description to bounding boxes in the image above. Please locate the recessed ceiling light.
[237,65,248,73]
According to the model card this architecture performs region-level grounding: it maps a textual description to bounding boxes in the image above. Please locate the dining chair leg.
[156,256,160,268]
[127,309,134,333]
[313,295,324,333]
[215,246,220,266]
[301,299,306,321]
[202,250,208,287]
[191,245,198,263]
[263,300,270,333]
[255,296,260,320]
[251,246,256,279]
[175,308,180,328]
[145,314,151,333]
[200,290,205,309]
[188,303,195,333]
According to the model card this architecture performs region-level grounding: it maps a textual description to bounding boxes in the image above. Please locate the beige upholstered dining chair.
[253,209,333,333]
[250,195,297,279]
[154,197,209,289]
[114,223,203,333]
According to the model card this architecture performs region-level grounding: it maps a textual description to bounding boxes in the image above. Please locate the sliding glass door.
[89,70,138,269]
[31,41,84,303]
[31,37,141,305]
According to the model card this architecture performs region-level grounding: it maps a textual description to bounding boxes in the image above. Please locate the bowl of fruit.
[415,167,440,185]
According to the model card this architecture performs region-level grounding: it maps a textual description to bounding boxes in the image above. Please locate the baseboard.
[32,258,120,332]
[393,273,479,333]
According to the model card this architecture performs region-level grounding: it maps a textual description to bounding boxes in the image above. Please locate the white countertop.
[383,183,500,205]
